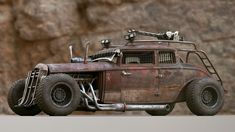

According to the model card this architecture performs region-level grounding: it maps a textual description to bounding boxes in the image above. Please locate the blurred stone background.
[0,0,234,115]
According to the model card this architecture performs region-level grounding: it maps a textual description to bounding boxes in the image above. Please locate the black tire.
[146,103,175,116]
[7,79,41,116]
[186,77,224,116]
[35,74,81,116]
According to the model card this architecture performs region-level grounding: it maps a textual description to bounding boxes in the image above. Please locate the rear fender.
[175,76,207,102]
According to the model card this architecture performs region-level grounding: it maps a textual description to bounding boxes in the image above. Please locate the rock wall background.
[0,0,234,115]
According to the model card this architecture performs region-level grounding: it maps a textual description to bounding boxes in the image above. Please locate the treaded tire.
[146,104,175,116]
[186,77,224,116]
[35,74,80,116]
[7,79,41,116]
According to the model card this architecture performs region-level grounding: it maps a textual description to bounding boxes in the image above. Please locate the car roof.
[118,41,176,51]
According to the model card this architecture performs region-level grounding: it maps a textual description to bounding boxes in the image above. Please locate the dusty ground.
[0,0,234,114]
[0,116,234,132]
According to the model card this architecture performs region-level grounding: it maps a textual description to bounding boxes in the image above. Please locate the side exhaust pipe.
[80,82,170,112]
[97,103,170,112]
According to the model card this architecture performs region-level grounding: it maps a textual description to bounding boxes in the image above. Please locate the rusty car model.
[8,29,224,116]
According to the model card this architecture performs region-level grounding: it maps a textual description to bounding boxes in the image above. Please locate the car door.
[103,70,122,103]
[157,50,184,103]
[120,50,159,103]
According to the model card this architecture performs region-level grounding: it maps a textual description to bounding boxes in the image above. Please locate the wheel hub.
[201,87,218,106]
[52,88,66,103]
[51,83,72,106]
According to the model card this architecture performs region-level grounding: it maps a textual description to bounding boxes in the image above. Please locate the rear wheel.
[146,103,175,116]
[35,74,81,116]
[186,77,224,116]
[7,79,41,116]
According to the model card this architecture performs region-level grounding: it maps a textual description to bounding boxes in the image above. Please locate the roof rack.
[133,40,198,50]
[122,29,198,50]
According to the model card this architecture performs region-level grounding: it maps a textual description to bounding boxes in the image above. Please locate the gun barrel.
[127,29,182,41]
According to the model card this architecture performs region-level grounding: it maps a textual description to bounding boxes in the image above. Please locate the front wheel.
[7,79,41,116]
[146,103,175,116]
[186,78,224,116]
[35,74,81,116]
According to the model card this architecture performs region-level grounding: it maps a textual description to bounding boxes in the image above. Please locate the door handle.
[156,74,164,78]
[122,71,132,76]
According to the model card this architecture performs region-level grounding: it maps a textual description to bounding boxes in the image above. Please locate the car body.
[8,30,225,116]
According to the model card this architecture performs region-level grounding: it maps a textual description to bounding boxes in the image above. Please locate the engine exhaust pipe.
[69,45,73,59]
[84,41,90,64]
[83,98,170,111]
[98,103,170,112]
[80,83,170,112]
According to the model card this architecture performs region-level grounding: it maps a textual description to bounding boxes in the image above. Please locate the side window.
[158,51,176,64]
[122,51,154,64]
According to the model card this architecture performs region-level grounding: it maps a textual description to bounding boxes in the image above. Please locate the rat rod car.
[8,29,224,116]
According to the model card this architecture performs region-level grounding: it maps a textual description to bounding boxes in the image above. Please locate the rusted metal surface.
[47,62,119,73]
[103,70,122,103]
[44,41,215,105]
[157,66,183,103]
[120,69,157,103]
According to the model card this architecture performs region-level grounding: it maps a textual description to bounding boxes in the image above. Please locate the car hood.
[37,62,118,74]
